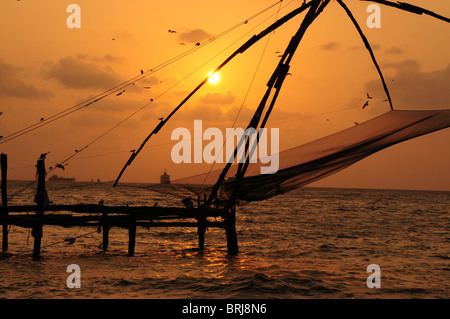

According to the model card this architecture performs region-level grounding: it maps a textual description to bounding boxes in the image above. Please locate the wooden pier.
[0,154,239,259]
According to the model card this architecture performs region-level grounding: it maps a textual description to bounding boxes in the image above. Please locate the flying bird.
[0,112,3,115]
[55,164,65,170]
[158,117,164,121]
[362,101,369,109]
[179,43,186,45]
[143,86,151,89]
[195,42,200,46]
[367,93,373,99]
[168,30,177,33]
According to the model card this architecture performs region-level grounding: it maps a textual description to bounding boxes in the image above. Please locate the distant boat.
[48,175,75,182]
[160,171,170,184]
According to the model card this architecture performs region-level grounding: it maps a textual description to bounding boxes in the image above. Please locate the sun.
[207,71,220,84]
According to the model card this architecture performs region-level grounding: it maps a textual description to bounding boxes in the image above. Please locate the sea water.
[0,181,448,299]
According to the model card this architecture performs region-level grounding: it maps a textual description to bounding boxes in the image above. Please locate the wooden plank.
[4,204,224,218]
[0,215,225,229]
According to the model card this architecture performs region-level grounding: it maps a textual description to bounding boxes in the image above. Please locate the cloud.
[69,111,138,129]
[85,97,152,113]
[178,28,213,44]
[320,42,340,51]
[174,101,305,127]
[384,46,403,55]
[140,76,160,86]
[365,60,450,109]
[76,54,126,64]
[0,59,52,99]
[382,59,419,71]
[349,43,381,51]
[42,56,122,90]
[198,91,236,105]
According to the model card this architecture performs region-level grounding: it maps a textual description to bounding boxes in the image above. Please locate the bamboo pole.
[1,154,8,252]
[32,158,46,259]
[197,216,206,250]
[128,215,136,256]
[225,205,238,255]
[101,211,109,251]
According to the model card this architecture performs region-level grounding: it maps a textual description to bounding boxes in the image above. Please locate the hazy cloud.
[320,42,340,51]
[42,56,122,90]
[175,101,304,126]
[76,54,126,63]
[349,43,381,51]
[366,60,450,109]
[178,28,213,44]
[382,59,419,71]
[198,91,236,105]
[140,76,160,86]
[69,112,138,129]
[385,46,403,55]
[0,59,52,99]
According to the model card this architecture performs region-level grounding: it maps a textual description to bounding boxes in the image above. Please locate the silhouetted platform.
[1,154,238,259]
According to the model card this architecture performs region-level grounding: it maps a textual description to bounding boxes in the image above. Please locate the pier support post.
[128,215,136,256]
[1,154,8,252]
[32,158,46,259]
[225,205,238,255]
[101,211,109,251]
[197,216,206,250]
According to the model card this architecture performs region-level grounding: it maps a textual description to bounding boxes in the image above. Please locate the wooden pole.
[197,216,206,250]
[128,215,136,256]
[101,211,109,251]
[32,158,46,259]
[225,205,238,255]
[1,154,8,252]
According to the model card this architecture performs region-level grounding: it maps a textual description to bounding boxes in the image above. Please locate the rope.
[5,229,99,257]
[198,0,291,190]
[0,1,283,146]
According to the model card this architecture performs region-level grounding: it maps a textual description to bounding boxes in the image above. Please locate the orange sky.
[0,0,449,191]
